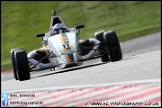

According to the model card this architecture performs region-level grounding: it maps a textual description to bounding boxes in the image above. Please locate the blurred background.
[1,1,161,71]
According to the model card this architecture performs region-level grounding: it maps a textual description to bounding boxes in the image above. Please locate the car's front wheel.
[103,30,122,62]
[14,49,30,81]
[10,48,23,80]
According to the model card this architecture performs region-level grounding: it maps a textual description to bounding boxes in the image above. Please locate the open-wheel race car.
[10,10,122,81]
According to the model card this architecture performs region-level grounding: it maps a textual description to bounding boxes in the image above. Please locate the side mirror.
[75,25,84,29]
[36,33,45,38]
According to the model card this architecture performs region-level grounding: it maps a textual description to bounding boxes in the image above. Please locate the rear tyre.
[14,49,30,81]
[95,30,110,62]
[10,48,22,80]
[103,30,122,62]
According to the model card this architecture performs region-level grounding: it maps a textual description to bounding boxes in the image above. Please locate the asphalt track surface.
[1,32,161,92]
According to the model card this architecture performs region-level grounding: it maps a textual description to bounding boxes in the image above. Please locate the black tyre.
[14,49,30,81]
[10,48,22,80]
[103,30,122,62]
[95,30,110,62]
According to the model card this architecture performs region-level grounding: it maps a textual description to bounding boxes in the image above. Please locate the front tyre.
[10,48,22,80]
[103,30,122,62]
[14,49,30,81]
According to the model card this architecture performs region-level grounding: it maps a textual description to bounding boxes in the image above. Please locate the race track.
[2,32,161,92]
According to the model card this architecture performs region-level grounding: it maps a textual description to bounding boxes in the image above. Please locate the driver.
[50,23,65,36]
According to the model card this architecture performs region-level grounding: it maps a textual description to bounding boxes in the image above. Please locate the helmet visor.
[53,29,59,34]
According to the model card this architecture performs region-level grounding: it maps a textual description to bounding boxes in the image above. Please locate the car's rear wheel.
[10,48,23,80]
[103,30,122,62]
[14,49,30,81]
[95,30,110,62]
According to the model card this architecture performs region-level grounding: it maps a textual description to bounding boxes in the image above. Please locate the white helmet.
[53,23,64,29]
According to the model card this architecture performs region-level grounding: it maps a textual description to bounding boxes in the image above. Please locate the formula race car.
[10,10,122,81]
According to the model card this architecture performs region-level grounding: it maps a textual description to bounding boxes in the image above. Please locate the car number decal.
[61,49,75,55]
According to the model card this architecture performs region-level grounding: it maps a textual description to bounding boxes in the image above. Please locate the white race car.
[10,10,122,81]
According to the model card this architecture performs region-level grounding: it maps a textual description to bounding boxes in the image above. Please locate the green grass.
[1,1,161,71]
